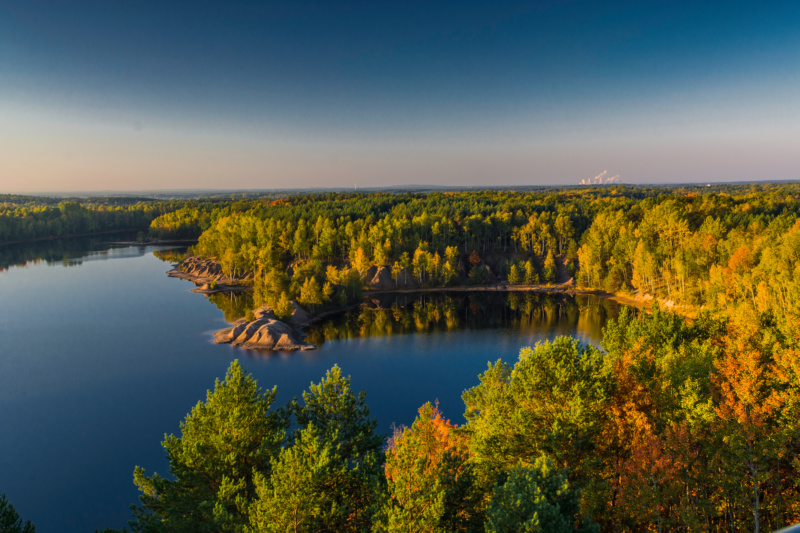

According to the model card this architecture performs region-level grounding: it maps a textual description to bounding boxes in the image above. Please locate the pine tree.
[287,366,385,531]
[298,277,323,311]
[249,425,367,533]
[0,494,35,533]
[508,264,521,285]
[381,402,481,532]
[132,361,288,533]
[485,457,594,533]
[273,292,294,320]
[523,260,539,285]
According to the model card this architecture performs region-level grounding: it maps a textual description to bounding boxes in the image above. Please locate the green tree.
[543,250,557,283]
[273,292,294,320]
[468,265,490,285]
[132,361,288,533]
[391,261,402,287]
[298,276,323,311]
[294,365,383,460]
[0,494,35,533]
[463,338,609,480]
[507,264,521,285]
[288,366,385,531]
[381,402,481,532]
[249,425,377,533]
[485,457,594,533]
[523,260,539,285]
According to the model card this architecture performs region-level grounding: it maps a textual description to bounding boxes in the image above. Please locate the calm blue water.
[0,240,617,532]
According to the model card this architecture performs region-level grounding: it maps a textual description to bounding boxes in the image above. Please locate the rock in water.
[168,256,253,283]
[213,313,315,351]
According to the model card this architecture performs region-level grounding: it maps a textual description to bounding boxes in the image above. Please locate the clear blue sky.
[1,0,798,191]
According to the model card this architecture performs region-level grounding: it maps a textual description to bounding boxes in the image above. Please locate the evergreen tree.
[523,260,539,285]
[381,402,481,532]
[468,265,490,285]
[273,292,294,320]
[485,457,594,533]
[463,338,609,480]
[249,425,368,533]
[132,361,288,533]
[507,264,521,285]
[543,250,557,283]
[287,366,385,531]
[0,494,35,533]
[298,277,323,311]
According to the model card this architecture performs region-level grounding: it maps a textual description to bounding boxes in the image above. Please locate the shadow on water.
[305,291,622,347]
[206,290,257,323]
[0,232,189,272]
[198,289,623,347]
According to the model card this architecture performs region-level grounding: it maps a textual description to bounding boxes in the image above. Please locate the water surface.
[0,238,619,532]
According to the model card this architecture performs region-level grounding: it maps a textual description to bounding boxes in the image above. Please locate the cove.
[0,238,619,532]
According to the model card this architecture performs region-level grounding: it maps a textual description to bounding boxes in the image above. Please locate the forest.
[150,184,800,328]
[6,299,800,531]
[89,301,799,532]
[0,195,186,244]
[110,184,800,532]
[4,184,800,531]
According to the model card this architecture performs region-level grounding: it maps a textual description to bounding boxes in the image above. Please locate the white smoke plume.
[581,170,620,185]
[580,170,621,185]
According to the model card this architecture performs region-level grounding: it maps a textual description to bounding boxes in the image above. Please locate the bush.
[468,265,490,285]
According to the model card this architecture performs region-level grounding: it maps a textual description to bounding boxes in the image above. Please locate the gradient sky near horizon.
[1,0,799,192]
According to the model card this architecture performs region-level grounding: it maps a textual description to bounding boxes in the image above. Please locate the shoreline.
[169,256,704,351]
[363,284,649,310]
[0,228,147,247]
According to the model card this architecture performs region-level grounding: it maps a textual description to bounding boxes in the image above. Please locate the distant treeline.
[0,199,183,244]
[149,184,800,322]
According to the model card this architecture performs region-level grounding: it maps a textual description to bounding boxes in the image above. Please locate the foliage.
[131,361,288,532]
[150,184,800,324]
[249,424,382,533]
[485,457,595,533]
[381,402,481,532]
[0,198,178,244]
[119,183,800,532]
[131,362,384,533]
[124,298,800,532]
[0,494,35,533]
[463,338,610,485]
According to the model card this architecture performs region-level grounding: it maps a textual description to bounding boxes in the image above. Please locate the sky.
[1,0,798,192]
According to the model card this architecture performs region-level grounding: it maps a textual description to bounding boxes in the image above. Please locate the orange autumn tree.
[381,402,481,532]
[711,316,793,533]
[605,348,705,532]
[772,311,800,524]
[595,307,722,531]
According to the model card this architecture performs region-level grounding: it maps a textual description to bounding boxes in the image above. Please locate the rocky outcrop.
[214,306,315,351]
[287,301,312,327]
[369,266,395,290]
[168,256,253,284]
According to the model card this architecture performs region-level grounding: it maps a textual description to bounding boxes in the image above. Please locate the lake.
[0,237,620,532]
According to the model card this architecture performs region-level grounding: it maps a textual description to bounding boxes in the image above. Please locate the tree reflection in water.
[304,292,623,347]
[202,289,625,348]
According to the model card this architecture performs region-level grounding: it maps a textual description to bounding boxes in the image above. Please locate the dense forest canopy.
[146,183,800,327]
[0,197,176,244]
[5,184,800,531]
[123,302,800,532]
